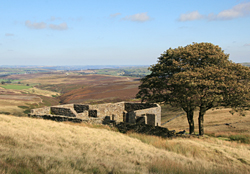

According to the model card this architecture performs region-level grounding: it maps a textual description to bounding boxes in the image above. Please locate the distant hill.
[0,65,150,71]
[241,63,250,67]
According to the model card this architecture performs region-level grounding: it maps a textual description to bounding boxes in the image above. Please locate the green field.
[0,84,33,90]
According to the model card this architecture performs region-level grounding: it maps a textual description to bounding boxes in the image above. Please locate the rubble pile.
[115,122,175,138]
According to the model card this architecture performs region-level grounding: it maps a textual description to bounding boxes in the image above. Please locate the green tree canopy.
[136,42,250,135]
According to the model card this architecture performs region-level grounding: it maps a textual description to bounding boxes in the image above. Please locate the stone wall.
[53,104,74,108]
[134,105,161,126]
[30,102,161,126]
[89,102,125,122]
[74,104,89,113]
[29,114,102,124]
[50,107,77,117]
[30,107,50,115]
[124,103,157,112]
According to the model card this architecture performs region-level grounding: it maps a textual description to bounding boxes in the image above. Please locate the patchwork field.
[0,72,140,115]
[1,69,250,173]
[9,72,140,103]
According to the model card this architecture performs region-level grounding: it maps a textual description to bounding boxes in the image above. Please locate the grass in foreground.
[1,115,250,174]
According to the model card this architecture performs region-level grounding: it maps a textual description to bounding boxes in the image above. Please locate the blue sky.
[1,0,250,66]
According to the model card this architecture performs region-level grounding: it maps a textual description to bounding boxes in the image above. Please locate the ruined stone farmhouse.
[30,102,161,126]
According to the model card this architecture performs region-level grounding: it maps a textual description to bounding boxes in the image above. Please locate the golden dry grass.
[0,97,40,116]
[1,114,250,173]
[21,87,59,97]
[164,108,250,136]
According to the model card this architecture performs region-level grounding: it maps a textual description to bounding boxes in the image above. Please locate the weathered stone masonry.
[30,102,161,126]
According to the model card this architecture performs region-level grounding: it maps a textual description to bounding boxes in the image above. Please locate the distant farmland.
[0,84,32,90]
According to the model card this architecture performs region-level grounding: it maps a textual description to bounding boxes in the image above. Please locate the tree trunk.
[187,110,194,134]
[198,108,206,136]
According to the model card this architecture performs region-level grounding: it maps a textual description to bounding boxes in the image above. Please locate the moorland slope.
[1,114,250,174]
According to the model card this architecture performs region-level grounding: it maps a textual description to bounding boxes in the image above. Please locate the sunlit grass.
[0,84,32,90]
[1,114,250,173]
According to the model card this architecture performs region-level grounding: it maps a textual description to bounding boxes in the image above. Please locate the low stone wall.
[29,114,103,124]
[30,107,50,115]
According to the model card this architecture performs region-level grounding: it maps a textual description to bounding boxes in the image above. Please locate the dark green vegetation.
[229,134,250,144]
[137,42,250,135]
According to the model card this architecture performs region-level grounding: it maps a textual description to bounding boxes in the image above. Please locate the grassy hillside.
[163,107,250,137]
[1,114,250,174]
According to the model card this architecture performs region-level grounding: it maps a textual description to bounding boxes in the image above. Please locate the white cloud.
[215,2,250,20]
[110,13,121,18]
[122,12,151,22]
[178,2,250,22]
[5,33,14,36]
[49,22,68,30]
[244,43,250,46]
[178,11,203,21]
[25,20,46,29]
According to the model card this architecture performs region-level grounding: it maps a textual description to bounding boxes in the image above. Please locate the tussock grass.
[127,132,250,172]
[148,158,243,174]
[1,114,250,173]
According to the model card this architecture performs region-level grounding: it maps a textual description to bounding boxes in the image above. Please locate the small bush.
[18,106,29,109]
[0,112,11,115]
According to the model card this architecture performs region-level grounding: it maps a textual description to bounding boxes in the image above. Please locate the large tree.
[136,42,250,135]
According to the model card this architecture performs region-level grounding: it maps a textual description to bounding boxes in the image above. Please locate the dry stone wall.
[50,107,77,117]
[74,104,89,113]
[30,106,50,115]
[89,102,125,122]
[124,103,158,112]
[134,105,161,126]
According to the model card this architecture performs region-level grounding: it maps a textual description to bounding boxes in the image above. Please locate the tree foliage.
[136,42,250,135]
